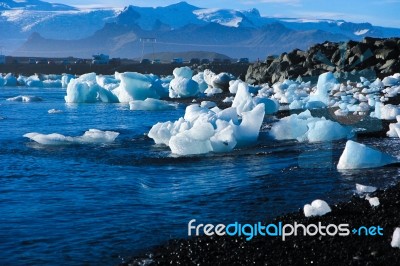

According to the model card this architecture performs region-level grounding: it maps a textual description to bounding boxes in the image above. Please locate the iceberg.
[112,72,159,102]
[23,129,119,145]
[304,199,331,217]
[65,73,100,103]
[148,103,265,155]
[337,140,397,169]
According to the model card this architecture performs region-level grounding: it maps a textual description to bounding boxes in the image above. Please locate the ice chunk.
[148,103,265,155]
[306,120,352,143]
[371,103,400,120]
[96,75,120,91]
[112,72,159,102]
[61,74,75,88]
[383,76,400,87]
[368,197,380,207]
[169,77,199,98]
[253,97,279,115]
[169,120,215,155]
[310,72,338,104]
[391,228,400,248]
[337,140,397,169]
[234,103,265,147]
[48,109,63,114]
[270,112,310,140]
[173,66,193,79]
[212,72,233,91]
[129,99,177,111]
[43,80,62,88]
[7,96,43,102]
[4,73,17,86]
[232,82,255,115]
[204,87,223,96]
[304,199,331,217]
[210,123,237,153]
[65,73,99,103]
[148,118,190,146]
[168,67,199,98]
[356,183,377,193]
[26,75,43,87]
[200,101,217,109]
[23,129,119,145]
[192,72,208,93]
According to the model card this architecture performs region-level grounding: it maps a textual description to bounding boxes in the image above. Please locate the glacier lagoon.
[1,86,400,265]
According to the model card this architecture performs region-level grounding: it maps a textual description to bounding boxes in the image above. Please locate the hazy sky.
[59,0,400,28]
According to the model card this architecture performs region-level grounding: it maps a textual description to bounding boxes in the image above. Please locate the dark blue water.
[1,87,400,265]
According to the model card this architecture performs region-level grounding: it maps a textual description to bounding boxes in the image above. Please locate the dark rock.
[246,37,400,85]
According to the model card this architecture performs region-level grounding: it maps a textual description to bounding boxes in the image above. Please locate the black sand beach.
[127,180,400,266]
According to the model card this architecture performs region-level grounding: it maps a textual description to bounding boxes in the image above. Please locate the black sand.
[127,181,400,266]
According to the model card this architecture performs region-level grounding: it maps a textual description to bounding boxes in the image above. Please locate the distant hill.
[142,51,231,61]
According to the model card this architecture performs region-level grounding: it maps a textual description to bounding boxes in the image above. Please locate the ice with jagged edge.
[337,140,397,169]
[148,102,265,155]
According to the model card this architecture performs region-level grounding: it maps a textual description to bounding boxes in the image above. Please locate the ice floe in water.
[23,129,119,145]
[269,110,352,142]
[337,140,397,169]
[48,109,64,114]
[129,99,177,111]
[7,95,43,102]
[304,199,331,217]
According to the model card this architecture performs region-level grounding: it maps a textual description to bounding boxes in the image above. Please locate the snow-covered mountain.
[2,1,400,58]
[0,0,76,11]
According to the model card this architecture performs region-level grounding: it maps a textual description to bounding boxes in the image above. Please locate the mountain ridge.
[1,1,400,59]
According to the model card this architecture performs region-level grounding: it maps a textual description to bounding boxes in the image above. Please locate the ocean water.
[1,87,400,265]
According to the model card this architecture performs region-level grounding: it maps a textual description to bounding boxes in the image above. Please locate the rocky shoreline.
[126,180,400,266]
[246,37,400,85]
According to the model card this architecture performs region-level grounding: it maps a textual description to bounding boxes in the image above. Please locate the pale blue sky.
[59,0,400,28]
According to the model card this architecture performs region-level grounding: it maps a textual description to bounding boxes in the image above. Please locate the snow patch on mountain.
[354,29,370,35]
